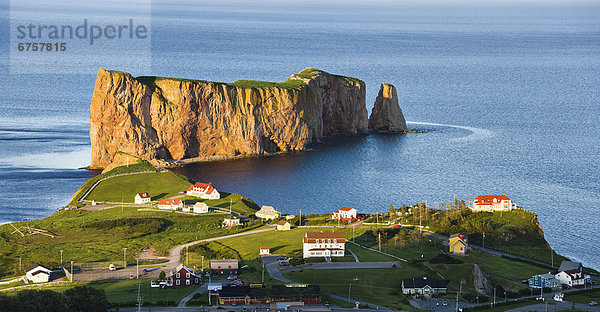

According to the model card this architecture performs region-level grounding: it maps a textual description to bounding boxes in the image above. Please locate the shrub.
[429,253,464,264]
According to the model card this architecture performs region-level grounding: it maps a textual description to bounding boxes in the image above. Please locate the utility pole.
[299,209,302,226]
[262,262,265,283]
[70,261,74,282]
[493,286,496,307]
[186,246,189,266]
[348,283,352,300]
[208,274,212,306]
[123,247,127,269]
[19,257,22,273]
[60,250,63,270]
[378,232,381,252]
[201,255,204,272]
[136,258,139,279]
[352,225,355,242]
[551,249,554,268]
[482,232,485,249]
[136,282,142,312]
[456,280,463,312]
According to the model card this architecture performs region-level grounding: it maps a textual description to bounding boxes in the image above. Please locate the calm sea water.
[0,1,598,269]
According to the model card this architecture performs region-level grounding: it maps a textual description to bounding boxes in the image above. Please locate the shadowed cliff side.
[368,83,407,133]
[90,68,368,168]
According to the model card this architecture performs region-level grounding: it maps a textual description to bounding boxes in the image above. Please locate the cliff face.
[90,68,368,168]
[368,83,407,133]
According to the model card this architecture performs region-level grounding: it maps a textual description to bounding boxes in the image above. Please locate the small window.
[334,239,337,243]
[176,273,180,278]
[186,273,190,278]
[176,280,180,285]
[328,239,331,243]
[186,280,190,285]
[316,239,319,243]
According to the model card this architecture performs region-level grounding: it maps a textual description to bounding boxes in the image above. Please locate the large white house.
[471,194,515,211]
[157,198,183,210]
[555,269,586,287]
[332,207,357,221]
[134,192,151,204]
[256,205,281,220]
[302,232,345,258]
[193,202,209,214]
[25,264,52,283]
[186,182,220,199]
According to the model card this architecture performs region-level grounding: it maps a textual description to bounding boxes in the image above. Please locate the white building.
[555,269,585,287]
[157,198,183,210]
[25,264,52,283]
[182,204,191,212]
[303,232,345,258]
[134,192,151,204]
[259,246,270,255]
[193,202,209,214]
[186,182,220,199]
[276,220,291,231]
[332,207,357,220]
[223,218,241,227]
[256,205,281,220]
[471,194,515,212]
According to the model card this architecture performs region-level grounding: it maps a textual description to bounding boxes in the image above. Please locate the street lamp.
[60,250,63,270]
[123,247,127,269]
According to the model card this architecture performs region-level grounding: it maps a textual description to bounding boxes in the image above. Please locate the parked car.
[108,264,116,271]
[392,225,400,228]
[589,301,598,306]
[441,301,448,306]
[279,260,290,266]
[277,256,287,261]
[536,296,545,301]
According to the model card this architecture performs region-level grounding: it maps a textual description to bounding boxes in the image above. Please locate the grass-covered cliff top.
[107,67,364,90]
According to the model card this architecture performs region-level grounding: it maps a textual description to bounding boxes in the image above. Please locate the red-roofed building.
[555,269,586,287]
[186,182,220,199]
[303,232,346,258]
[471,194,515,212]
[157,198,183,210]
[134,192,151,205]
[332,207,358,221]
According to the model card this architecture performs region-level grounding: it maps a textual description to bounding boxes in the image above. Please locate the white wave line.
[406,121,494,142]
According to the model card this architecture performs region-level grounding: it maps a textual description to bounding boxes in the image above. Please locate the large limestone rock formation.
[368,83,407,133]
[473,264,493,295]
[90,68,369,168]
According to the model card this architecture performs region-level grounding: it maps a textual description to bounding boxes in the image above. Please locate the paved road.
[75,227,274,282]
[177,284,206,308]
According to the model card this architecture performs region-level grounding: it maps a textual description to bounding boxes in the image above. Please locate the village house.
[223,218,241,227]
[157,198,183,210]
[170,264,201,286]
[182,204,191,212]
[134,192,151,204]
[193,202,209,214]
[555,269,586,287]
[471,194,515,211]
[256,205,281,220]
[210,259,239,276]
[25,264,52,283]
[448,234,468,255]
[186,182,220,199]
[331,207,357,221]
[276,220,291,231]
[259,246,270,256]
[401,277,448,296]
[285,215,295,220]
[303,232,345,258]
[529,273,561,289]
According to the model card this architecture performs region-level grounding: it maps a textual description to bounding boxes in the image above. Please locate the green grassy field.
[0,205,262,278]
[564,288,600,304]
[88,279,197,306]
[284,268,419,311]
[87,171,190,203]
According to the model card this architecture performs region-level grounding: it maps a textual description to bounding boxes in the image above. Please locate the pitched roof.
[277,220,289,226]
[136,192,150,198]
[25,263,51,273]
[158,198,181,205]
[449,234,467,241]
[474,194,511,205]
[258,206,279,215]
[563,269,585,280]
[335,207,355,212]
[402,277,448,289]
[303,232,346,243]
[210,259,239,269]
[260,246,270,250]
[559,261,582,272]
[188,182,216,195]
[172,264,200,277]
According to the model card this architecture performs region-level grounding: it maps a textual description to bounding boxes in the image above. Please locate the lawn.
[87,170,190,203]
[284,268,424,311]
[564,288,600,304]
[88,278,197,306]
[0,205,263,278]
[464,299,542,311]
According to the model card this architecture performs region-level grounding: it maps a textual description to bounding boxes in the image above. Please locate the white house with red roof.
[303,232,346,258]
[186,182,220,199]
[332,207,358,221]
[134,192,151,205]
[157,198,183,210]
[555,269,586,287]
[471,194,515,212]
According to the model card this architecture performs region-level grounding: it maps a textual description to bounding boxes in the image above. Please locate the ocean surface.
[0,1,599,270]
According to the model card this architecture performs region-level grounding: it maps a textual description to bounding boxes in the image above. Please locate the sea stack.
[89,68,369,168]
[368,83,407,133]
